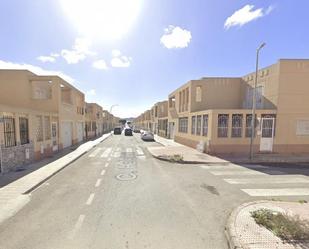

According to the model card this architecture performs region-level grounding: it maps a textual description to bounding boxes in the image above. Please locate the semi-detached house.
[0,69,86,173]
[168,59,309,155]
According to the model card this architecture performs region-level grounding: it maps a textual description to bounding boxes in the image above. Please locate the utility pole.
[249,42,266,160]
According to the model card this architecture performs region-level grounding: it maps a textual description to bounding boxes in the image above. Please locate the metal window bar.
[196,115,201,135]
[232,114,243,137]
[218,114,229,138]
[36,116,43,142]
[191,116,196,135]
[202,115,208,136]
[4,116,16,147]
[19,117,29,145]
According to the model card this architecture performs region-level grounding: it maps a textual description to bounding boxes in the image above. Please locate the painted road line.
[138,155,146,160]
[105,163,109,168]
[101,169,106,176]
[107,158,111,162]
[209,170,266,176]
[200,164,268,170]
[86,193,95,205]
[241,188,309,196]
[95,179,102,187]
[112,151,121,158]
[100,148,112,158]
[89,148,103,158]
[136,146,144,156]
[126,148,133,153]
[115,147,121,152]
[224,176,309,185]
[68,214,85,239]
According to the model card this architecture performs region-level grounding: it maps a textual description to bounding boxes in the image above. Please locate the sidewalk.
[0,133,111,224]
[148,135,228,164]
[226,200,309,249]
[218,153,309,165]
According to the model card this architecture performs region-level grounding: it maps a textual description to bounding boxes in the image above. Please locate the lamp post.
[109,104,118,131]
[249,42,266,160]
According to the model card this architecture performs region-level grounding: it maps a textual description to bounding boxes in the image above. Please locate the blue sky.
[0,0,309,118]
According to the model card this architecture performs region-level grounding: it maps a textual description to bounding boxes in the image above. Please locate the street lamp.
[249,42,266,160]
[109,104,118,114]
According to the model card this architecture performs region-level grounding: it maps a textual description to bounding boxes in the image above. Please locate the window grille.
[19,117,29,145]
[3,116,16,147]
[178,117,188,133]
[232,114,243,137]
[44,116,51,140]
[202,115,208,136]
[191,116,196,135]
[218,114,229,137]
[196,115,202,135]
[36,115,43,142]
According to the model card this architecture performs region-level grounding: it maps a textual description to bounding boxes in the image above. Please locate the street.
[0,134,309,249]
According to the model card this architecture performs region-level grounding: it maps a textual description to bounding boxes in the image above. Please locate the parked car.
[141,131,154,141]
[124,128,133,136]
[113,127,122,135]
[133,128,140,133]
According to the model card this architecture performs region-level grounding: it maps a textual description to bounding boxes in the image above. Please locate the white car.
[141,131,154,141]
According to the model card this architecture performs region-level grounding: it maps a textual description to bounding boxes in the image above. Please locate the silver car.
[141,131,154,141]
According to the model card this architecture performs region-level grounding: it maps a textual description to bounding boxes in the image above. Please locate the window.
[232,114,243,137]
[202,115,208,136]
[196,115,201,135]
[191,116,196,134]
[196,86,202,102]
[178,117,188,133]
[19,117,29,145]
[36,115,43,142]
[245,114,258,137]
[218,114,229,137]
[44,116,51,140]
[3,116,16,147]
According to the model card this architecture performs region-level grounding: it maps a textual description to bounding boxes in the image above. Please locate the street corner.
[225,200,309,249]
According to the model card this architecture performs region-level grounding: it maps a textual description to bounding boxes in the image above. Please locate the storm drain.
[116,173,137,181]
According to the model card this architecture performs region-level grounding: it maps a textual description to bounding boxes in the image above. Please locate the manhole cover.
[116,173,137,181]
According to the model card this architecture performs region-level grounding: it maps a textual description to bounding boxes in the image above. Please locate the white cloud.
[111,56,131,68]
[37,56,56,63]
[160,25,192,49]
[61,37,95,64]
[0,60,75,83]
[92,59,108,70]
[110,50,132,68]
[224,5,274,29]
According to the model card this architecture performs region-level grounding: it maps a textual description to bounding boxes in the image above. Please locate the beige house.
[168,59,309,155]
[157,101,168,137]
[0,69,85,173]
[85,103,104,139]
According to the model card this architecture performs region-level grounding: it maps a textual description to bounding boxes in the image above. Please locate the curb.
[23,133,112,194]
[150,153,230,165]
[225,200,277,249]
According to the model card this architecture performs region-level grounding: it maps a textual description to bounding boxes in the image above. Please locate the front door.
[51,122,58,152]
[260,117,275,152]
[169,122,175,139]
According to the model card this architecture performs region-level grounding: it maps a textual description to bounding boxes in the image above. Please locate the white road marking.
[115,147,121,152]
[136,147,144,156]
[107,158,111,161]
[101,169,106,176]
[105,163,109,168]
[224,176,309,185]
[138,155,146,160]
[86,193,95,205]
[95,179,102,187]
[201,164,268,170]
[113,152,121,158]
[241,188,309,196]
[69,214,85,239]
[126,148,133,153]
[209,170,266,176]
[100,148,112,158]
[89,148,103,158]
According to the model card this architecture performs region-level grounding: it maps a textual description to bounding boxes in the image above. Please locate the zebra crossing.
[201,164,309,197]
[88,146,146,159]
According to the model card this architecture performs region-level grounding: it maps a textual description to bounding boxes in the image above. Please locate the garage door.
[61,122,72,148]
[76,122,84,143]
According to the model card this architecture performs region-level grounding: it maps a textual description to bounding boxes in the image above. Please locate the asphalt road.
[0,133,309,249]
